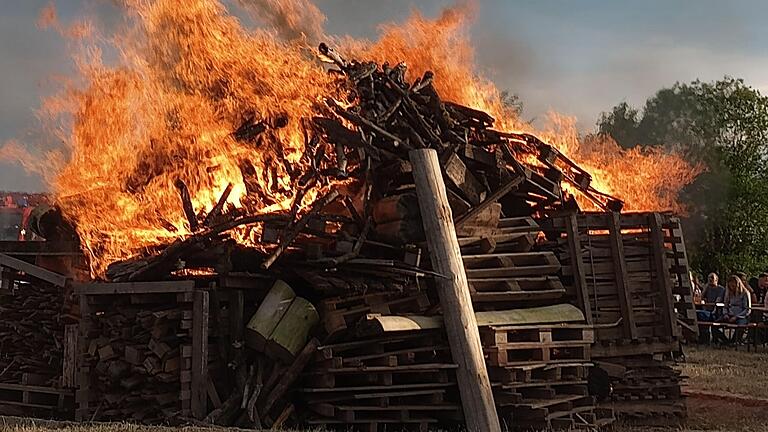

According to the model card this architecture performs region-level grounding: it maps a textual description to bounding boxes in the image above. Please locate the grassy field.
[4,346,768,432]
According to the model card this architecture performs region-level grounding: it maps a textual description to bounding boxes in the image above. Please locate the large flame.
[2,0,702,275]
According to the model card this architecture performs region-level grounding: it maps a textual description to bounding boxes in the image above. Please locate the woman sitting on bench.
[713,275,752,345]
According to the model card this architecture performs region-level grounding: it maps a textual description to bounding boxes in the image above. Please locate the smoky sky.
[2,0,768,192]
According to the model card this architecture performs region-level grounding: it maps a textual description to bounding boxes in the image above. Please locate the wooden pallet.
[482,324,593,367]
[0,382,73,417]
[304,363,458,389]
[321,292,431,336]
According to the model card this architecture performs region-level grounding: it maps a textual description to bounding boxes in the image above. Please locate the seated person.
[699,273,725,319]
[698,272,726,344]
[713,275,752,345]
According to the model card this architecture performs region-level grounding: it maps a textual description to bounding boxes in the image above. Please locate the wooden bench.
[697,322,768,351]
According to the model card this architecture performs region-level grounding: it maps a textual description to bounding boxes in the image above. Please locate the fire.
[20,0,342,276]
[2,0,702,276]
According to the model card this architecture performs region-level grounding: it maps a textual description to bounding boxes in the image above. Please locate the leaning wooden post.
[410,149,502,432]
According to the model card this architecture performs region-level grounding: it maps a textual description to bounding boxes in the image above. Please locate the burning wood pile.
[0,42,695,431]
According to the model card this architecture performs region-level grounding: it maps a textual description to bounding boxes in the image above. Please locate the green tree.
[597,77,768,276]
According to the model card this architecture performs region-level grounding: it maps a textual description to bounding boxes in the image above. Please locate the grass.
[5,346,768,432]
[682,344,768,398]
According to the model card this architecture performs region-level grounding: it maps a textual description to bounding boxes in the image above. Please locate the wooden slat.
[73,280,195,295]
[607,213,637,340]
[0,253,68,287]
[62,324,78,388]
[565,213,592,324]
[650,213,680,338]
[191,290,209,419]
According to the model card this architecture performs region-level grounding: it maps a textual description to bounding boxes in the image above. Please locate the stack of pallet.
[74,281,204,423]
[539,211,692,425]
[460,216,564,309]
[303,330,461,432]
[602,357,685,422]
[483,324,602,430]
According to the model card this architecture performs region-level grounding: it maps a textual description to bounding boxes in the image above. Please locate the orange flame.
[3,0,702,276]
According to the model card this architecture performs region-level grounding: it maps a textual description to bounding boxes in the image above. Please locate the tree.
[597,77,768,276]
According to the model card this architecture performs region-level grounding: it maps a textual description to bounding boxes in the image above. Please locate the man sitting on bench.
[713,275,752,345]
[698,273,725,344]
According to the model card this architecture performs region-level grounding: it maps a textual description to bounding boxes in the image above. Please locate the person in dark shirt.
[701,273,726,311]
[698,273,726,344]
[757,273,768,305]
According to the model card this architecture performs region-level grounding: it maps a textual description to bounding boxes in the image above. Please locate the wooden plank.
[75,294,90,421]
[650,213,680,338]
[229,289,245,359]
[443,152,487,205]
[191,290,210,419]
[0,241,81,256]
[607,212,638,340]
[566,214,592,324]
[62,324,78,388]
[455,173,524,227]
[73,280,195,295]
[261,338,320,416]
[0,253,68,287]
[410,149,501,432]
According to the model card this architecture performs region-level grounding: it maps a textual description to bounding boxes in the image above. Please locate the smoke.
[235,0,326,43]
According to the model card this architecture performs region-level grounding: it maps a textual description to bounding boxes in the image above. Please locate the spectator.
[698,273,725,344]
[713,275,752,345]
[736,272,757,304]
[759,273,768,305]
[701,273,725,311]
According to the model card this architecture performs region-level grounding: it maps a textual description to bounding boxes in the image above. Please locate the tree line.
[596,77,768,276]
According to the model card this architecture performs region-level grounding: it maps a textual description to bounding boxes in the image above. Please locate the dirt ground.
[3,345,768,431]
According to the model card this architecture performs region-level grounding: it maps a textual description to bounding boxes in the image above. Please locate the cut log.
[265,297,320,364]
[245,280,296,351]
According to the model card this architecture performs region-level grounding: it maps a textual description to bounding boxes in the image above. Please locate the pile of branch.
[104,42,621,286]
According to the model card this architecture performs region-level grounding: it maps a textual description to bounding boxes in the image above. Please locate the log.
[245,280,296,351]
[174,179,199,231]
[265,297,320,363]
[261,338,320,415]
[261,189,340,269]
[409,149,501,432]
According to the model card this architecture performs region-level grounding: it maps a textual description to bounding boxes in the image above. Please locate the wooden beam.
[607,212,638,340]
[0,253,67,287]
[565,214,593,324]
[650,213,680,338]
[192,290,210,419]
[73,280,195,295]
[455,173,524,228]
[62,324,78,389]
[261,338,319,415]
[409,149,502,432]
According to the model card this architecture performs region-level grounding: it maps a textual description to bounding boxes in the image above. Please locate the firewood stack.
[76,291,195,423]
[0,282,65,386]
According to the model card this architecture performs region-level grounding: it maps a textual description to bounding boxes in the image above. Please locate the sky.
[2,0,768,191]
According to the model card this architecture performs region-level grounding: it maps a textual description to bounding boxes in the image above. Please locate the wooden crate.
[73,281,210,422]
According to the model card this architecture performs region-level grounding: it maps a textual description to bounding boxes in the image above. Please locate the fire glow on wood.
[1,0,701,277]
